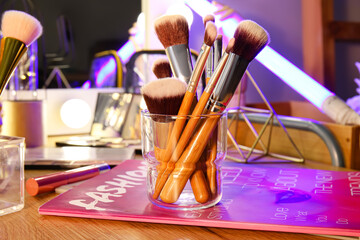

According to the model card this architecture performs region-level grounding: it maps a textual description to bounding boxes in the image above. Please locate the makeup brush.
[141,77,187,160]
[140,77,187,115]
[160,20,270,203]
[203,15,215,82]
[154,15,192,83]
[152,21,217,200]
[206,34,223,198]
[0,10,42,95]
[152,58,172,79]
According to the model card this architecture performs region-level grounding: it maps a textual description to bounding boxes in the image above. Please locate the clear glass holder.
[0,135,25,216]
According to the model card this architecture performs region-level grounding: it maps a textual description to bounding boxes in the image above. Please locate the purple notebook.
[39,159,360,237]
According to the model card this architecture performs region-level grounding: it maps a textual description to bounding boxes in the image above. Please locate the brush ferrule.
[0,37,28,95]
[187,44,211,93]
[205,47,213,78]
[208,53,249,113]
[203,52,229,94]
[166,44,193,83]
[213,38,222,69]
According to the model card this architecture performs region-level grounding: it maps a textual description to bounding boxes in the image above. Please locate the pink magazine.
[39,159,360,237]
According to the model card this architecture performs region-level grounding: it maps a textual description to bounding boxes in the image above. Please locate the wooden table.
[0,159,353,240]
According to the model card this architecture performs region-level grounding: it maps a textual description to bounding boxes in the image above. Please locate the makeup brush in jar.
[154,15,192,83]
[160,20,270,204]
[140,78,187,160]
[0,10,42,95]
[152,58,172,79]
[152,21,217,200]
[203,14,215,84]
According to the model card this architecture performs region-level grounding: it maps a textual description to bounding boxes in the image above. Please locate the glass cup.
[0,135,25,216]
[141,110,227,210]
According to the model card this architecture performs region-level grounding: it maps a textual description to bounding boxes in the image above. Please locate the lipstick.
[26,163,110,196]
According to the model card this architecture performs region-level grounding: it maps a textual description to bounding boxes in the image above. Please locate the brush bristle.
[225,38,235,54]
[152,58,172,79]
[1,10,43,45]
[216,34,223,41]
[204,21,217,46]
[141,78,187,115]
[154,15,189,48]
[232,20,270,61]
[203,14,215,25]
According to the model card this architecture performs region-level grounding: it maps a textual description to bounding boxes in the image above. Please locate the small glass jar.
[0,135,25,216]
[141,110,227,210]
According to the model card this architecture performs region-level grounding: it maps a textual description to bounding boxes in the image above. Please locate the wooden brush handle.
[154,52,228,200]
[160,114,220,203]
[190,147,210,203]
[153,92,211,199]
[206,126,218,197]
[152,91,195,199]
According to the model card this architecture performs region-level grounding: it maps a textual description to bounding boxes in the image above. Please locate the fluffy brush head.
[203,14,215,26]
[154,15,189,48]
[152,58,172,79]
[204,21,217,46]
[141,77,187,115]
[1,10,43,46]
[232,20,270,61]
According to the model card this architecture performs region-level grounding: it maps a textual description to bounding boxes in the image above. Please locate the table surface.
[1,156,356,240]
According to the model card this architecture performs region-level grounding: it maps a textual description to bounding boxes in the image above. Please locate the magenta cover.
[39,159,360,237]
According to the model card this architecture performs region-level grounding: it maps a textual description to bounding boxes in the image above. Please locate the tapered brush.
[152,21,217,200]
[203,14,215,26]
[0,10,42,95]
[203,14,215,82]
[153,38,235,202]
[154,15,192,83]
[160,20,270,203]
[152,58,172,79]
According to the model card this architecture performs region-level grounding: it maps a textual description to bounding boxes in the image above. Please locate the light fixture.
[60,99,92,129]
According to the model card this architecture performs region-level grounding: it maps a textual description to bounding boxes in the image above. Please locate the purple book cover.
[39,159,360,237]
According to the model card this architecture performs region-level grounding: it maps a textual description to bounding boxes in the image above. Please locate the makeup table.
[1,156,353,240]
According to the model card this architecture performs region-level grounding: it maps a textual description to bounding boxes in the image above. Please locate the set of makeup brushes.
[141,14,270,204]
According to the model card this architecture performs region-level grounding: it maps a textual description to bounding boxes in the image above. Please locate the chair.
[123,49,200,93]
[43,15,75,88]
[88,50,123,88]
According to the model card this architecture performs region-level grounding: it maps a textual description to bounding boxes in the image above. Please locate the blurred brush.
[0,10,42,95]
